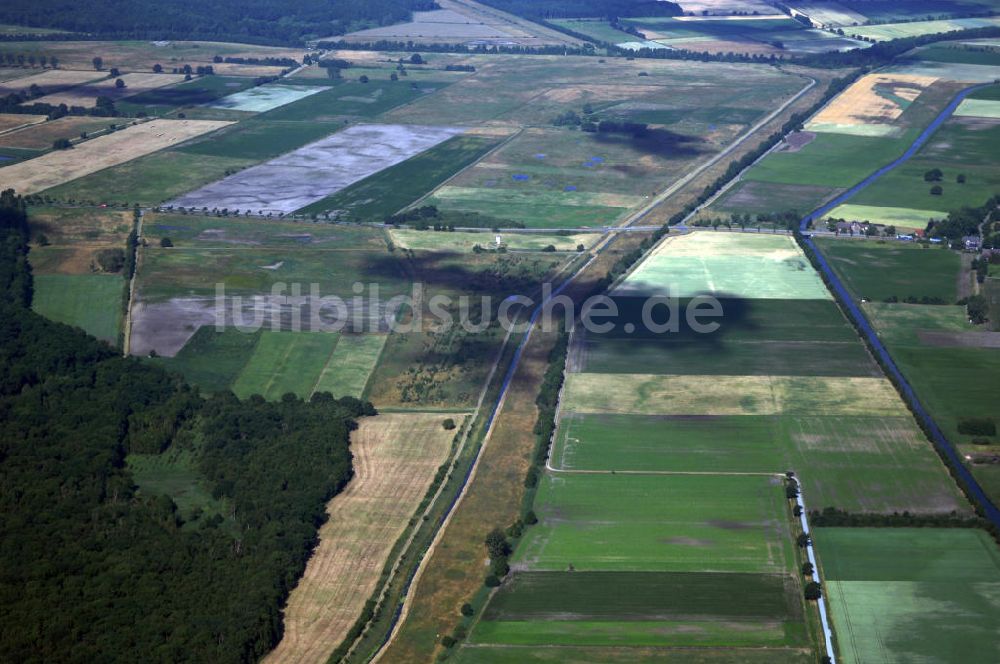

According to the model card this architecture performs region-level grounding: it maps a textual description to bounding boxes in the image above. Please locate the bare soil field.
[0,68,103,96]
[264,412,457,664]
[33,72,186,107]
[0,118,232,194]
[169,124,464,214]
[26,206,133,275]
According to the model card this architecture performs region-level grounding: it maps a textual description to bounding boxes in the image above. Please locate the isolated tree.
[409,53,424,64]
[802,562,814,575]
[930,184,943,196]
[524,510,538,525]
[182,64,192,75]
[442,418,456,430]
[804,581,822,601]
[109,67,120,77]
[159,237,173,248]
[924,168,943,182]
[92,56,103,70]
[485,528,511,560]
[390,72,398,81]
[52,138,72,150]
[115,78,126,89]
[152,63,163,73]
[460,603,474,617]
[957,173,966,184]
[359,74,369,83]
[50,56,58,68]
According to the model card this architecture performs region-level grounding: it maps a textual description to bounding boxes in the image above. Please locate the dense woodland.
[0,0,437,45]
[0,190,371,661]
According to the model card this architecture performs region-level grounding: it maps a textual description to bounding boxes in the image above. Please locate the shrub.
[441,635,456,648]
[484,574,500,588]
[930,185,943,195]
[958,418,996,436]
[442,417,456,430]
[804,581,822,600]
[460,603,474,617]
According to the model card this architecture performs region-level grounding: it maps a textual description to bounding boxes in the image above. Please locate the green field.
[512,473,794,574]
[390,228,598,253]
[176,119,342,161]
[116,75,259,115]
[616,232,831,300]
[127,448,229,523]
[713,180,841,218]
[155,327,261,393]
[850,117,1000,211]
[45,151,256,207]
[579,336,875,376]
[815,528,1000,664]
[31,273,124,343]
[296,134,501,219]
[823,203,945,231]
[312,333,386,398]
[551,412,965,514]
[549,19,634,44]
[847,16,1000,41]
[232,331,339,400]
[470,571,804,648]
[814,238,961,302]
[744,133,905,188]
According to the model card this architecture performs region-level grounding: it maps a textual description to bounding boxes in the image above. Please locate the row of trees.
[0,52,59,68]
[0,189,374,661]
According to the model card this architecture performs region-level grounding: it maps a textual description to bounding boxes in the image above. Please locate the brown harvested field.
[28,207,133,275]
[211,62,289,77]
[263,412,457,664]
[33,72,186,107]
[0,113,45,135]
[809,73,937,129]
[0,118,232,194]
[0,68,103,96]
[0,117,139,149]
[676,38,784,56]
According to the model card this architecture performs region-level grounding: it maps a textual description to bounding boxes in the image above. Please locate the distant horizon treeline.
[0,0,438,45]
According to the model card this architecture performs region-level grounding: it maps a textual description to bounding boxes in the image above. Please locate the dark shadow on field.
[361,251,555,298]
[593,294,756,348]
[591,128,709,158]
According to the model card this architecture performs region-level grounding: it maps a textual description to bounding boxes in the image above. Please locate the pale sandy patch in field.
[808,73,937,133]
[33,72,186,107]
[645,230,801,260]
[785,1,867,27]
[562,373,907,417]
[264,412,458,664]
[0,118,232,194]
[955,98,1000,119]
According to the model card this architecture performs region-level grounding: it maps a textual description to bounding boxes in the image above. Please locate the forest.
[0,190,371,662]
[0,0,438,45]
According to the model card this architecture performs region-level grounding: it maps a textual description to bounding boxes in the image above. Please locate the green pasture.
[296,134,501,219]
[824,203,945,231]
[389,228,599,253]
[616,235,831,300]
[31,273,124,343]
[155,327,260,393]
[255,79,445,122]
[176,119,342,161]
[452,645,813,664]
[116,75,258,115]
[847,16,1000,41]
[231,331,339,400]
[44,151,256,207]
[127,448,228,524]
[311,333,386,398]
[815,528,1000,664]
[470,571,804,647]
[814,238,961,302]
[955,98,1000,118]
[744,133,905,188]
[920,45,1000,67]
[143,213,383,249]
[512,473,794,574]
[580,337,875,376]
[549,19,633,44]
[712,180,841,218]
[551,412,966,514]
